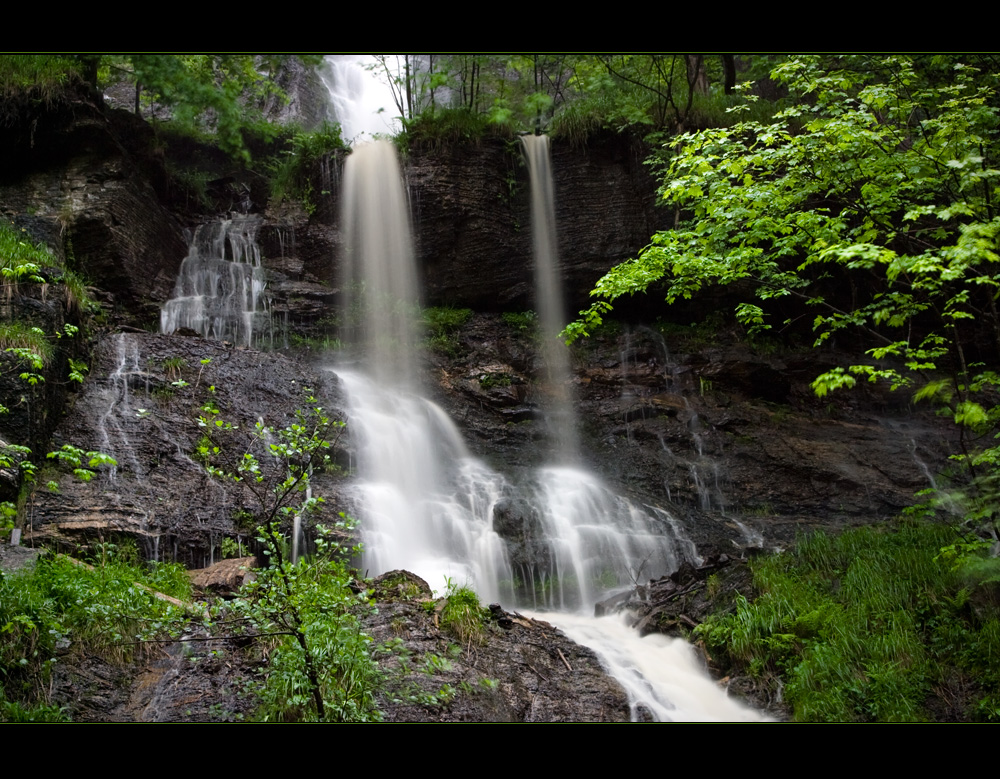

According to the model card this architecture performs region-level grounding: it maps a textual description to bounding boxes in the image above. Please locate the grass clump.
[424,306,473,335]
[696,522,1000,721]
[0,55,80,101]
[441,580,490,646]
[0,322,54,367]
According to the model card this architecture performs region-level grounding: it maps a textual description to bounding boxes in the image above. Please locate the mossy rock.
[370,569,433,602]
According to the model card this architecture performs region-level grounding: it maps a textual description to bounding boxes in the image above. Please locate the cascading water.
[98,333,146,482]
[332,138,761,720]
[319,55,401,144]
[521,134,578,461]
[160,215,271,347]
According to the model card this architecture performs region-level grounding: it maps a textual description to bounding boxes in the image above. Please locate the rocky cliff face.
[0,88,187,327]
[406,132,663,311]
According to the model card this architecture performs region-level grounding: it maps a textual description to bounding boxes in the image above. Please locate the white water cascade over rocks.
[160,215,271,347]
[332,139,762,720]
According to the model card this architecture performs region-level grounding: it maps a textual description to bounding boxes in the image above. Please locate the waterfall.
[339,142,421,388]
[319,55,401,144]
[160,216,270,347]
[97,333,146,481]
[336,142,510,597]
[332,139,760,720]
[522,134,579,461]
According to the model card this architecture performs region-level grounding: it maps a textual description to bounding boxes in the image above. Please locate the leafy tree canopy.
[374,54,756,140]
[567,54,1000,530]
[1,54,322,161]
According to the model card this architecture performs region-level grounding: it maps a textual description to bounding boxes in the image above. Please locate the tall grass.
[697,522,1000,721]
[0,322,54,366]
[0,55,80,101]
[0,545,191,716]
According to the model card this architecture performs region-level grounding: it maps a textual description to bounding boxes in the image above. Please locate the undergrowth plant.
[0,544,191,717]
[197,391,381,722]
[423,306,472,355]
[267,122,345,215]
[440,578,490,647]
[0,221,106,538]
[696,521,1000,721]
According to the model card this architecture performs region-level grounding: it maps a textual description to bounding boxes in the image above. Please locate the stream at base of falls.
[536,611,767,722]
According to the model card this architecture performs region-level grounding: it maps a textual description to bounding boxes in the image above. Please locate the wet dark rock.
[0,92,187,328]
[363,582,630,722]
[492,497,547,570]
[28,332,351,566]
[0,543,42,575]
[370,569,433,602]
[407,132,664,313]
[429,317,956,554]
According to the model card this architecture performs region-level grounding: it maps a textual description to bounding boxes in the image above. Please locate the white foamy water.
[536,611,769,722]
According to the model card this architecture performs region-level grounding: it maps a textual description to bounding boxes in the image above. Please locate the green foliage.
[423,306,472,355]
[501,310,537,333]
[0,55,82,100]
[478,372,512,390]
[0,55,323,162]
[570,55,1000,531]
[0,549,191,711]
[232,521,381,723]
[59,270,95,316]
[571,56,1000,344]
[161,356,187,380]
[440,579,490,646]
[0,322,54,369]
[198,396,381,722]
[268,122,346,214]
[0,221,50,322]
[122,55,311,162]
[46,445,116,483]
[551,55,771,141]
[379,55,760,142]
[423,306,473,335]
[399,107,509,151]
[697,522,1000,721]
[0,694,70,722]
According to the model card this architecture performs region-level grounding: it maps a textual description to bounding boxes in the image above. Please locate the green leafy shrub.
[197,397,381,722]
[233,524,381,723]
[268,122,345,215]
